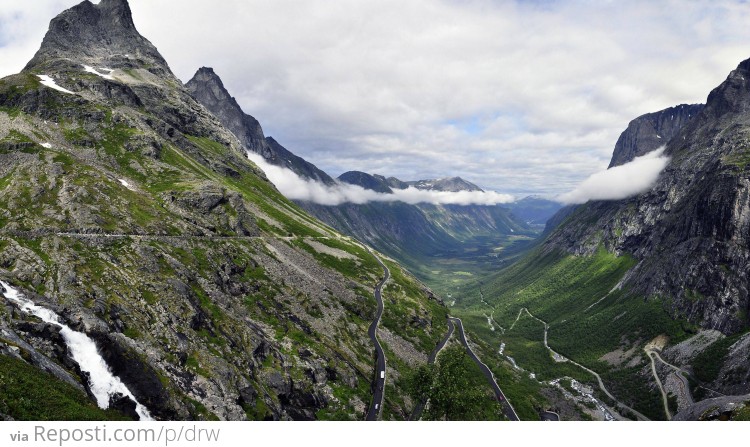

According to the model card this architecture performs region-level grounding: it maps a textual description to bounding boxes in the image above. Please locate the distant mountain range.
[186,69,562,288]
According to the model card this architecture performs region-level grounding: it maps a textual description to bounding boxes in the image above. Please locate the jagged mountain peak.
[186,67,336,185]
[186,66,267,150]
[24,0,171,76]
[185,67,248,119]
[661,57,750,164]
[189,67,230,95]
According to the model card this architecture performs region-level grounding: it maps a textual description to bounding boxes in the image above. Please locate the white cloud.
[1,1,748,196]
[246,152,514,206]
[556,147,670,205]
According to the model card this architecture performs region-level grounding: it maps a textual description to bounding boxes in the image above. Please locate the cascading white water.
[0,280,153,421]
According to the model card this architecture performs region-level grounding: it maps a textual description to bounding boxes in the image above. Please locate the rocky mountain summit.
[0,0,447,421]
[26,0,172,78]
[338,171,395,193]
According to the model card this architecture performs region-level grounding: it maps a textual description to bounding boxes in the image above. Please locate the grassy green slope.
[454,247,696,420]
[0,355,130,421]
[0,71,449,420]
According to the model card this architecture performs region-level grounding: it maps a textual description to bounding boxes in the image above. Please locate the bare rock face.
[608,104,704,168]
[545,58,750,334]
[25,0,173,78]
[108,393,139,420]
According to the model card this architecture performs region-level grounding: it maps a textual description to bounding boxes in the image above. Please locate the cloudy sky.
[1,0,749,197]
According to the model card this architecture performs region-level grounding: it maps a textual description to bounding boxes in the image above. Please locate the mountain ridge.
[337,170,484,193]
[545,57,750,333]
[185,67,336,185]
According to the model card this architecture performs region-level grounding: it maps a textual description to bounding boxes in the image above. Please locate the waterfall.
[0,280,153,421]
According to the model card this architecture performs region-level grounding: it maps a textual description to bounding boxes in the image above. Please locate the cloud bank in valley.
[556,147,670,205]
[246,152,514,206]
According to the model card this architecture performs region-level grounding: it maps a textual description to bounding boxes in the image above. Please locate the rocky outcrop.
[0,322,86,393]
[608,104,703,168]
[90,332,178,420]
[108,393,139,420]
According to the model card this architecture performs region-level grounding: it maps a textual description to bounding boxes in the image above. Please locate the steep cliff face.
[608,104,704,168]
[186,68,335,185]
[545,60,750,335]
[0,0,447,421]
[459,59,750,421]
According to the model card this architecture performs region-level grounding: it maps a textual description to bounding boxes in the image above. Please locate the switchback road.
[512,308,650,421]
[365,251,390,421]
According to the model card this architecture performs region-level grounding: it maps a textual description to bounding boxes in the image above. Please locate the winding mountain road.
[511,308,651,421]
[409,319,455,420]
[365,251,390,421]
[450,317,520,421]
[646,347,695,411]
[647,350,672,420]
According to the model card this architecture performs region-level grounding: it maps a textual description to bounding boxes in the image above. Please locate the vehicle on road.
[380,371,385,379]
